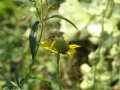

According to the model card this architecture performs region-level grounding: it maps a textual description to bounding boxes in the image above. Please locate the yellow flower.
[40,37,80,55]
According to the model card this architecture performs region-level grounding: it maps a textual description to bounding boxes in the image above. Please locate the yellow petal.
[69,44,80,49]
[50,49,57,53]
[43,46,57,53]
[66,49,76,55]
[43,47,51,50]
[40,41,51,47]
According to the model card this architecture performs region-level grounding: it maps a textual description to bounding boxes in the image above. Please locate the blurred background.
[0,0,120,90]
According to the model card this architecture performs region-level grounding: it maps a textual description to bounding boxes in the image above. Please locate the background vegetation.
[0,0,120,90]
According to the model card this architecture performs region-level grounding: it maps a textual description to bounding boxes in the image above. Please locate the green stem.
[118,59,120,90]
[32,0,42,22]
[35,22,44,55]
[57,53,62,90]
[92,63,97,90]
[20,56,35,88]
[20,1,44,88]
[34,0,45,56]
[92,3,106,89]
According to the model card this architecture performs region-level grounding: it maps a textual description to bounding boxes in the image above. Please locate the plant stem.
[92,63,97,90]
[119,59,120,90]
[57,53,62,90]
[35,22,44,55]
[20,1,44,88]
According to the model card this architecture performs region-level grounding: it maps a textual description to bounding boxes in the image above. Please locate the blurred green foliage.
[59,0,120,89]
[0,0,120,90]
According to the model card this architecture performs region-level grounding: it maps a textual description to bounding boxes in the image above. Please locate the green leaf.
[28,75,52,88]
[19,78,25,87]
[15,73,20,88]
[105,0,114,18]
[30,76,48,82]
[8,81,18,89]
[29,21,39,60]
[46,15,79,31]
[9,81,17,87]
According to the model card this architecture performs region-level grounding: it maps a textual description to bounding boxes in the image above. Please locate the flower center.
[51,38,69,54]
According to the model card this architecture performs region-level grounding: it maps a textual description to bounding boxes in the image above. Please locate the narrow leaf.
[29,75,52,87]
[15,73,20,87]
[9,81,18,88]
[105,0,114,18]
[46,15,79,31]
[29,21,39,60]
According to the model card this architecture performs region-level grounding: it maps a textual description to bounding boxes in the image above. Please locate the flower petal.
[69,44,80,49]
[66,49,76,55]
[40,41,51,47]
